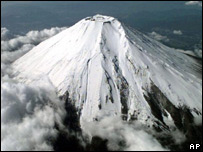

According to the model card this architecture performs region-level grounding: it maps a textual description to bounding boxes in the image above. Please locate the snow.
[12,15,202,126]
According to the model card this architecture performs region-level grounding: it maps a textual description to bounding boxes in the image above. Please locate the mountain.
[12,15,202,142]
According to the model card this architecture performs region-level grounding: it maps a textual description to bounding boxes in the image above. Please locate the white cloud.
[1,27,66,76]
[1,27,12,41]
[193,49,202,58]
[149,32,169,42]
[1,27,66,52]
[173,30,183,35]
[81,116,168,151]
[176,49,202,58]
[1,27,67,151]
[1,44,35,65]
[1,75,67,151]
[185,1,202,7]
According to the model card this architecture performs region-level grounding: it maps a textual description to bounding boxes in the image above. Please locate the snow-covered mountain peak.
[12,15,202,130]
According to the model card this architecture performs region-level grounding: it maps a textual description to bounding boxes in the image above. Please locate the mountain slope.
[12,15,202,130]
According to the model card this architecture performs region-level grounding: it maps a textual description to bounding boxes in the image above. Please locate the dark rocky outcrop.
[144,82,202,151]
[53,91,110,151]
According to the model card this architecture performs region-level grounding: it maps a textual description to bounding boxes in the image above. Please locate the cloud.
[185,1,202,7]
[81,116,168,151]
[1,72,67,150]
[1,44,35,65]
[1,27,66,76]
[176,49,202,58]
[1,27,67,151]
[1,27,66,52]
[149,32,169,42]
[173,30,183,35]
[193,49,202,58]
[1,28,12,41]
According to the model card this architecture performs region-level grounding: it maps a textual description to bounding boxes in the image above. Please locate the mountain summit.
[12,15,201,131]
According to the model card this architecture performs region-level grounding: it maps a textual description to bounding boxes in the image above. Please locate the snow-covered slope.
[12,15,202,128]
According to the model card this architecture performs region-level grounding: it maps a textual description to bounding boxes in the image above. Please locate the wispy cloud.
[149,31,169,42]
[173,30,183,35]
[185,1,202,7]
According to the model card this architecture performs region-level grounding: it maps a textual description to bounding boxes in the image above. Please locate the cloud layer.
[1,27,66,52]
[81,116,187,151]
[1,27,67,151]
[1,79,66,151]
[1,27,66,75]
